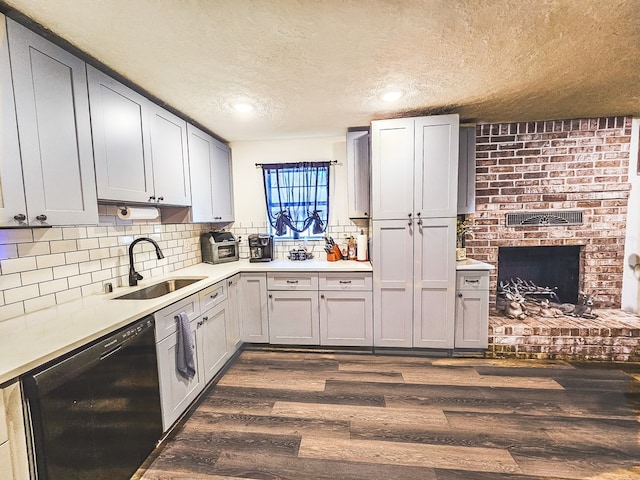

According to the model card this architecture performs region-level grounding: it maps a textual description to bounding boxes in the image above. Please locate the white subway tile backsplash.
[62,227,88,240]
[0,303,25,320]
[65,250,90,264]
[35,253,67,269]
[0,244,18,261]
[32,228,63,242]
[55,288,82,305]
[89,248,111,261]
[24,294,56,314]
[0,229,33,245]
[0,273,22,290]
[39,279,69,296]
[18,242,51,257]
[79,260,102,274]
[68,273,93,289]
[77,238,100,250]
[53,264,80,279]
[4,284,40,304]
[21,268,54,286]
[50,240,79,254]
[2,256,37,274]
[91,269,112,283]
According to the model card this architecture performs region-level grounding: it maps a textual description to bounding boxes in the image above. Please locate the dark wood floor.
[135,349,640,480]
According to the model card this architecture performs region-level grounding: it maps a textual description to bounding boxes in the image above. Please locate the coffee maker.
[248,234,274,262]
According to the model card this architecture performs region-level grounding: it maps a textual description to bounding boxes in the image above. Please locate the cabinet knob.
[457,293,463,298]
[321,294,325,299]
[268,294,273,299]
[148,196,156,202]
[417,212,421,217]
[157,196,164,202]
[202,316,209,322]
[408,213,412,218]
[36,214,47,222]
[13,213,26,222]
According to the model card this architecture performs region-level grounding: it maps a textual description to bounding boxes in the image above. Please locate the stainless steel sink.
[113,277,205,300]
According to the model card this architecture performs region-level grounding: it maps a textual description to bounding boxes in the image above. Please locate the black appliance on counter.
[201,230,240,264]
[22,316,162,480]
[248,233,274,262]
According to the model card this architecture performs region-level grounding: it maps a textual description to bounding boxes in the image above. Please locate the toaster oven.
[201,231,239,264]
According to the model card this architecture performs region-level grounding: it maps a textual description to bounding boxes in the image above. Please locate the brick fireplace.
[465,117,632,310]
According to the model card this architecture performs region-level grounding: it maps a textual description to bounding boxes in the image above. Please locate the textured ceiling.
[2,0,639,142]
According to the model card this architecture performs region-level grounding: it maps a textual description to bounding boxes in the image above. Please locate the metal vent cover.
[506,210,583,227]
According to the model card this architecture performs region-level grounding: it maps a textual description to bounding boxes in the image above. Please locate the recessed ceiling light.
[232,101,255,113]
[381,90,404,102]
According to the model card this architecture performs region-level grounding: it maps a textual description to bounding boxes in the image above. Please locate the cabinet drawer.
[154,294,201,342]
[319,272,372,291]
[267,272,318,291]
[456,272,489,291]
[199,280,227,312]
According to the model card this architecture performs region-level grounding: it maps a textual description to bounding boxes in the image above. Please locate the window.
[261,162,330,239]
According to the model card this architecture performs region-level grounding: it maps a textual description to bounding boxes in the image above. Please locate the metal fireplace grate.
[506,210,583,227]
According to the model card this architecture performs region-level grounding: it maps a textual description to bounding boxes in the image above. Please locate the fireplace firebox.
[497,246,581,304]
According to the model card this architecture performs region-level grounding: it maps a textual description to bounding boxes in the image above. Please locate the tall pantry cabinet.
[371,115,459,348]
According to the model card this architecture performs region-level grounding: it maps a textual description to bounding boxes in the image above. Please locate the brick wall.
[466,117,632,309]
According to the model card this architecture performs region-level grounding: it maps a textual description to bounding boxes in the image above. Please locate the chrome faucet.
[128,237,165,286]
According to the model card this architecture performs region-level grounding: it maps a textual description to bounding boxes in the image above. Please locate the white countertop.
[456,258,495,271]
[0,259,372,385]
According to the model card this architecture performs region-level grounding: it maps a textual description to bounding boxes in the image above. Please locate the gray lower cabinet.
[6,18,98,226]
[226,274,243,353]
[196,301,229,383]
[0,381,30,480]
[319,272,373,346]
[239,273,269,343]
[267,273,320,345]
[454,270,490,349]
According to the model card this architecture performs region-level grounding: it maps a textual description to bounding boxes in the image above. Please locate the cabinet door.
[239,273,269,343]
[414,114,459,218]
[347,129,370,218]
[8,20,98,225]
[372,220,414,347]
[455,290,489,349]
[413,217,456,349]
[149,104,191,206]
[268,291,319,345]
[88,65,154,203]
[457,126,476,214]
[187,124,215,222]
[198,302,229,383]
[0,18,26,226]
[226,274,242,352]
[211,139,234,223]
[156,325,204,431]
[320,291,372,346]
[371,118,414,220]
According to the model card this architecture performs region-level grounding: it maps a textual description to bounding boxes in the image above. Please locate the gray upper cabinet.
[0,17,26,226]
[187,124,234,223]
[7,18,98,226]
[88,65,191,206]
[148,104,191,206]
[457,126,476,214]
[346,129,370,219]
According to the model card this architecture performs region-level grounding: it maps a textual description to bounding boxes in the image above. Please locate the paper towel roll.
[357,233,368,261]
[117,206,159,220]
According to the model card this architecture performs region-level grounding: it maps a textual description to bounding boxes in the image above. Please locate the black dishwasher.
[22,315,162,480]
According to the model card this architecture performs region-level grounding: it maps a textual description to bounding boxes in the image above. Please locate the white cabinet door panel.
[372,220,414,347]
[149,105,191,206]
[414,115,459,218]
[211,140,234,222]
[371,118,414,220]
[187,124,215,221]
[198,303,229,383]
[347,129,370,218]
[320,291,372,346]
[455,291,489,349]
[413,218,456,348]
[457,126,476,214]
[88,65,153,203]
[268,291,319,345]
[240,273,269,343]
[156,325,204,431]
[9,19,97,225]
[0,18,25,226]
[226,274,242,352]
